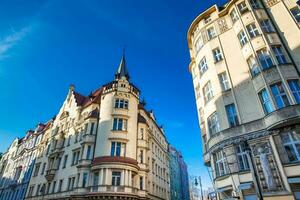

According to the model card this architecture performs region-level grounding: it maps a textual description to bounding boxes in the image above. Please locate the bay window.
[257,49,274,69]
[272,46,287,64]
[281,132,300,162]
[288,80,300,104]
[112,118,128,131]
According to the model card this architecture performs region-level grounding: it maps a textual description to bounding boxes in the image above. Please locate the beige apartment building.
[0,55,171,200]
[188,0,300,199]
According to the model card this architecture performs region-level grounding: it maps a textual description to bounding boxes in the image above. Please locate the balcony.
[208,119,265,151]
[45,169,56,182]
[89,185,139,194]
[203,152,211,166]
[77,159,92,168]
[81,134,95,144]
[264,105,300,130]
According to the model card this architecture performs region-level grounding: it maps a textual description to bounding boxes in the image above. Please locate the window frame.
[258,88,275,114]
[207,112,220,135]
[212,48,223,63]
[237,30,248,46]
[257,49,274,70]
[235,144,250,171]
[225,103,239,127]
[247,56,260,76]
[207,26,216,40]
[112,118,128,131]
[203,81,214,103]
[214,150,228,177]
[199,57,208,76]
[281,132,300,162]
[218,72,231,91]
[237,1,249,15]
[246,23,260,38]
[288,79,300,104]
[270,82,290,109]
[230,9,239,23]
[272,45,287,65]
[260,19,275,33]
[112,171,121,186]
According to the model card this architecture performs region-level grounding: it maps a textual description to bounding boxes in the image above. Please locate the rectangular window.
[225,104,239,127]
[63,155,68,168]
[218,72,230,91]
[230,9,239,23]
[249,0,260,9]
[82,172,88,187]
[291,7,300,22]
[207,27,216,40]
[257,49,274,69]
[28,186,34,197]
[36,184,40,196]
[259,89,275,114]
[93,172,99,187]
[90,123,95,134]
[260,19,274,33]
[271,82,290,108]
[237,1,249,14]
[86,145,92,159]
[247,56,260,76]
[58,180,63,192]
[203,81,214,103]
[213,48,223,62]
[51,181,56,194]
[41,163,46,175]
[33,163,40,177]
[110,142,125,157]
[115,99,129,109]
[195,35,204,53]
[272,46,287,64]
[112,171,121,186]
[199,57,208,76]
[214,150,228,177]
[140,176,144,190]
[288,80,300,104]
[281,132,300,162]
[140,150,144,163]
[112,118,128,131]
[246,23,259,38]
[236,144,250,171]
[207,112,220,135]
[238,30,248,46]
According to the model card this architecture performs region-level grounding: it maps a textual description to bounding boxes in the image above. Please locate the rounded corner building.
[187,0,300,199]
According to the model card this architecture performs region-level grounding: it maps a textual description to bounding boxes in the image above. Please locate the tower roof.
[115,54,130,80]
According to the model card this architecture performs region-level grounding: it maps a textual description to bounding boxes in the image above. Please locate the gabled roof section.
[72,87,104,108]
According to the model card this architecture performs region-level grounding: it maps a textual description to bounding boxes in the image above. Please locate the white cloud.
[0,26,32,60]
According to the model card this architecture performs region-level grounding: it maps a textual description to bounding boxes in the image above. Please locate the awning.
[288,177,300,183]
[216,186,232,193]
[239,182,253,190]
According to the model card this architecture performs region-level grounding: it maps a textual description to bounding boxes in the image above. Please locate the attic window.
[121,84,126,88]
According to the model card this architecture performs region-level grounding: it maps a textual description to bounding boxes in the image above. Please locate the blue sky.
[0,0,226,189]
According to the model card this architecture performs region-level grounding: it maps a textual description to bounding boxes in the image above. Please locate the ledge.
[92,156,139,170]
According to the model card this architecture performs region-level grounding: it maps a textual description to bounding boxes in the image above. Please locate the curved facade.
[0,55,172,200]
[188,0,300,199]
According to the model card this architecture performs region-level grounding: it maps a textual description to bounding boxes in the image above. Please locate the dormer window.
[204,16,211,24]
[115,98,129,109]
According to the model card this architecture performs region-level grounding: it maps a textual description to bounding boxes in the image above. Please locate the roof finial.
[115,47,130,80]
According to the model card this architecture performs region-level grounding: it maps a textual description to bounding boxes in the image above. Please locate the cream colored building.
[187,0,300,199]
[0,123,50,200]
[14,55,170,200]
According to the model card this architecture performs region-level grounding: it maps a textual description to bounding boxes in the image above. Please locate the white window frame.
[218,72,230,91]
[246,23,259,38]
[207,27,216,40]
[112,118,128,131]
[230,9,239,23]
[238,30,248,46]
[213,48,223,62]
[257,49,274,69]
[281,132,300,162]
[247,56,260,76]
[112,171,121,186]
[203,81,214,103]
[115,99,129,109]
[272,46,287,64]
[199,57,208,75]
[237,1,249,14]
[236,144,250,171]
[260,19,274,33]
[215,150,228,177]
[207,112,220,135]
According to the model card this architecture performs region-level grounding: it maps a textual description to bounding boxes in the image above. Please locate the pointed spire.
[115,51,130,80]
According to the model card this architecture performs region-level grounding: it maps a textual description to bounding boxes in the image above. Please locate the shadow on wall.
[0,157,35,200]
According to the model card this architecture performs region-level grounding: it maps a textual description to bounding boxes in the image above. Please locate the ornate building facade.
[0,123,50,200]
[187,0,300,199]
[169,146,190,200]
[0,56,172,200]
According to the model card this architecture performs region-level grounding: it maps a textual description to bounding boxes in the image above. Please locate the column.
[124,170,128,186]
[99,169,103,185]
[129,171,132,187]
[121,170,125,186]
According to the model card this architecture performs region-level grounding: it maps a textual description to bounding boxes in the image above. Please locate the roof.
[115,54,130,80]
[73,87,103,107]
